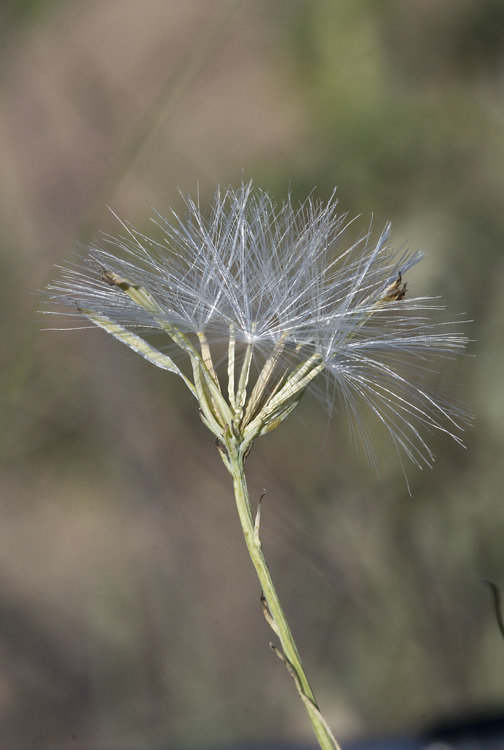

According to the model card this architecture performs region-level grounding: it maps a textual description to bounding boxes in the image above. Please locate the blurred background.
[1,1,504,748]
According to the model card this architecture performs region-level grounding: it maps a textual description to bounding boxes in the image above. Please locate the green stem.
[224,440,341,750]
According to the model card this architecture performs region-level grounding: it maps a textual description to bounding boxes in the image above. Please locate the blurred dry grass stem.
[78,0,248,242]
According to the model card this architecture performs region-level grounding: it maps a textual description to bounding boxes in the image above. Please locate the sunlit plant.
[46,181,469,750]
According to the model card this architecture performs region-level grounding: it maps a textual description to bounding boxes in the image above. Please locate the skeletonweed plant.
[46,182,470,750]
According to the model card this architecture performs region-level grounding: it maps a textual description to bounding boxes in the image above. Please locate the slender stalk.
[223,439,341,750]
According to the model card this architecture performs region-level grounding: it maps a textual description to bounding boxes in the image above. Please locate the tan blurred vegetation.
[1,1,504,748]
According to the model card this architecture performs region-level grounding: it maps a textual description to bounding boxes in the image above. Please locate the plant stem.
[223,439,341,750]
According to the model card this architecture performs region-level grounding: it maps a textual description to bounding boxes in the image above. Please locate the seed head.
[46,181,470,473]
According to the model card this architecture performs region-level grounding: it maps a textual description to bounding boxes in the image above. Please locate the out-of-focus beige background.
[1,1,503,748]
